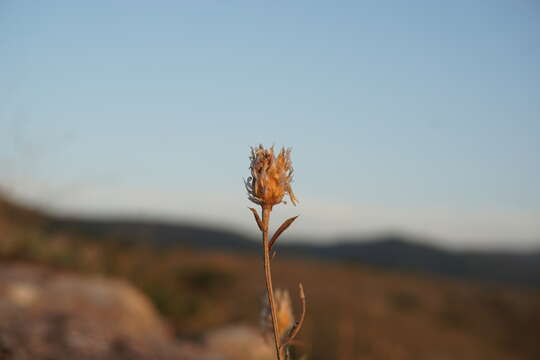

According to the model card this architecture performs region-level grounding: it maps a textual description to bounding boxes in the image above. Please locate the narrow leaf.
[299,282,305,300]
[248,207,264,231]
[269,215,298,250]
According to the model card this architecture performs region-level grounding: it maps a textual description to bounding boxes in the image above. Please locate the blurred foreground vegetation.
[1,195,539,360]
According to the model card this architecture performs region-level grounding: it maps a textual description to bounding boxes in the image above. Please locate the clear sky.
[1,1,539,250]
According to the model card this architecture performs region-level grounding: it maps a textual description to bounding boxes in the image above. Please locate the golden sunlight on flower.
[245,145,298,208]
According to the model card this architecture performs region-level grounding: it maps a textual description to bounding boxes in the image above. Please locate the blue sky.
[1,1,539,249]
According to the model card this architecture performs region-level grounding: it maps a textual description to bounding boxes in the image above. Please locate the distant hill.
[283,237,540,287]
[47,217,258,251]
[47,217,540,288]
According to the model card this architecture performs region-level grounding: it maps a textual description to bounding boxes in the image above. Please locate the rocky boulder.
[0,263,222,360]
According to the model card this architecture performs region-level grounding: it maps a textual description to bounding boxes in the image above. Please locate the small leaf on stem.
[269,216,298,250]
[248,207,264,232]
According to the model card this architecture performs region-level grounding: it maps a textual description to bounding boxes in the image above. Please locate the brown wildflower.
[245,145,298,208]
[245,144,305,360]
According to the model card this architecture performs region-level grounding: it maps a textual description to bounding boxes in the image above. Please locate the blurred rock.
[205,325,274,360]
[0,263,222,360]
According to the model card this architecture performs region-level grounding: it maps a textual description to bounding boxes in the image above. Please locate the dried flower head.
[245,145,297,208]
[261,289,295,341]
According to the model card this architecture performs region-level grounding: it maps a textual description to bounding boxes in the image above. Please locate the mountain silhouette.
[48,217,540,288]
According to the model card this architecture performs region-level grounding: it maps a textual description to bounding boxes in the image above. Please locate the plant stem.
[262,206,282,360]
